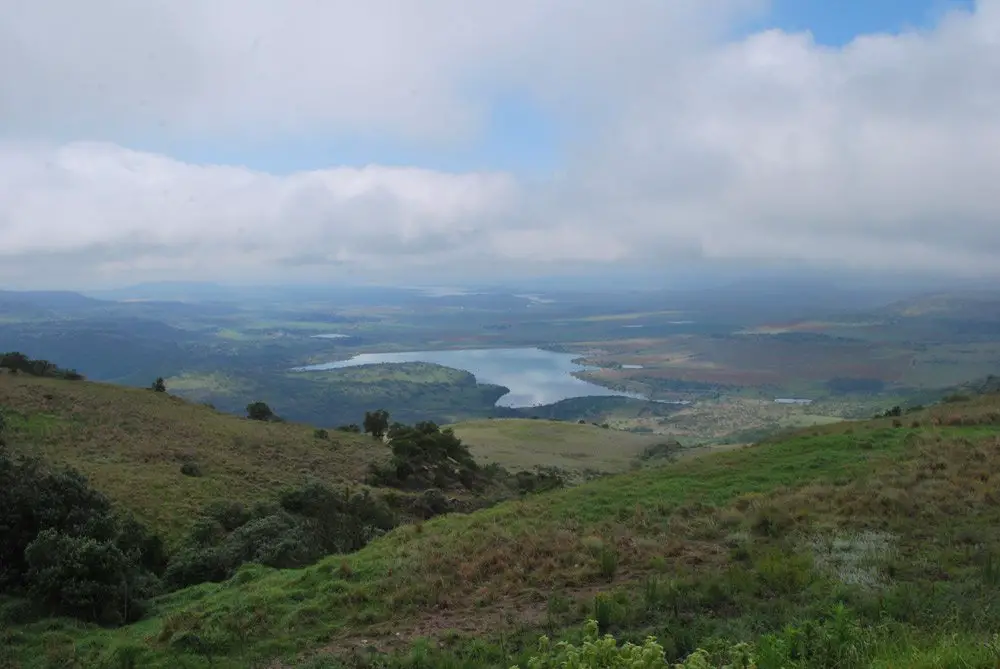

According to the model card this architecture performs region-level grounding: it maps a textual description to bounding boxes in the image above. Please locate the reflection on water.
[295,347,645,408]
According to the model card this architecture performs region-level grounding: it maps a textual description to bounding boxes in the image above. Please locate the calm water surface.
[296,347,645,408]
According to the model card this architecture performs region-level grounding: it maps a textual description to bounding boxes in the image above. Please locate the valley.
[3,283,1000,667]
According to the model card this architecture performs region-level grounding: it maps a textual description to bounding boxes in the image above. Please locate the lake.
[295,347,646,408]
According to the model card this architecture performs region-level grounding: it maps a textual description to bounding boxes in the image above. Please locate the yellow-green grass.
[0,374,386,544]
[7,393,1000,668]
[450,418,668,472]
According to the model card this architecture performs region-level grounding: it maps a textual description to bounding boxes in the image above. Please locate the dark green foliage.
[639,440,684,462]
[0,410,5,446]
[511,466,565,495]
[24,530,146,625]
[164,483,397,588]
[179,461,202,477]
[367,421,484,491]
[0,351,84,380]
[336,424,361,433]
[363,409,390,439]
[246,401,276,421]
[313,428,329,439]
[0,449,161,624]
[150,377,167,393]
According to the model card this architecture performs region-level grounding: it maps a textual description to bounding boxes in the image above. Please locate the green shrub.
[164,482,397,588]
[313,428,329,439]
[513,619,756,668]
[179,461,202,477]
[0,451,162,625]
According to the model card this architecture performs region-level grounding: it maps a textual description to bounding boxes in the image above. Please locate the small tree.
[363,409,390,440]
[150,377,167,393]
[246,402,275,422]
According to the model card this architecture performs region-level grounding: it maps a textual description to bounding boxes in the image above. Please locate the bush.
[150,377,167,393]
[24,530,147,625]
[164,482,397,588]
[246,401,276,422]
[513,619,756,668]
[180,461,202,477]
[0,450,162,624]
[313,428,329,440]
[367,421,484,491]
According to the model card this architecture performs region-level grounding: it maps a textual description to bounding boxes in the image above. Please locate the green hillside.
[0,373,387,543]
[449,418,673,473]
[4,383,1000,668]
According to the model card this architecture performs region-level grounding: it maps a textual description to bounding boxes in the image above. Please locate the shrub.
[513,619,757,668]
[0,451,162,624]
[150,377,167,393]
[165,482,397,589]
[180,461,202,477]
[313,428,329,439]
[367,421,484,491]
[246,401,276,422]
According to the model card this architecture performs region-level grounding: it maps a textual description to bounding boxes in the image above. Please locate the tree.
[363,409,390,439]
[246,401,275,422]
[150,377,167,393]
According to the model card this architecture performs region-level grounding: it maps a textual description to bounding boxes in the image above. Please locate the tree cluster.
[0,352,84,380]
[0,449,165,625]
[164,483,396,588]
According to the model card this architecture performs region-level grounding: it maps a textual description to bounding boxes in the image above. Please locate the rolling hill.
[3,379,1000,668]
[0,373,386,543]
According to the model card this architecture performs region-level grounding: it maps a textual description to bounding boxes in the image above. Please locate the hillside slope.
[0,374,386,542]
[6,390,1000,668]
[449,418,672,472]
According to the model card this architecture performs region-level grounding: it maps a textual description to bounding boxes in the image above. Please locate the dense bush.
[246,401,277,421]
[367,421,486,491]
[164,483,397,588]
[513,619,755,668]
[0,449,163,624]
[0,351,84,380]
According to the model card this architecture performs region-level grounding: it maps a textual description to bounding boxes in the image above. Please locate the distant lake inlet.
[294,347,648,408]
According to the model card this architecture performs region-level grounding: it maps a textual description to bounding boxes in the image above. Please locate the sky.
[0,0,996,289]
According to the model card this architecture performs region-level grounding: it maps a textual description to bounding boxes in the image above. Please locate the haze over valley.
[3,1,1000,668]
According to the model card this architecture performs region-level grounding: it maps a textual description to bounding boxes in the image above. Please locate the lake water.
[295,347,647,408]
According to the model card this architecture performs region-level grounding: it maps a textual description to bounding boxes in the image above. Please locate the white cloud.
[1,0,1000,286]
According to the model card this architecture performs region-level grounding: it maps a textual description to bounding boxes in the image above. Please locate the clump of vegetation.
[0,351,83,380]
[313,428,329,439]
[363,409,390,439]
[514,619,755,668]
[0,448,165,625]
[150,377,167,393]
[179,461,202,477]
[638,440,684,463]
[163,482,396,588]
[246,401,281,422]
[367,420,485,490]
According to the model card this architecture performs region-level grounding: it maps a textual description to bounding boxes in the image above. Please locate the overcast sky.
[0,0,996,289]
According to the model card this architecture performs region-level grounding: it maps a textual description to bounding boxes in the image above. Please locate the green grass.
[449,418,667,472]
[5,389,1000,668]
[0,375,386,544]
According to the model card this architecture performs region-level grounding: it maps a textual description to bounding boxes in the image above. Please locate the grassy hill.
[449,418,672,473]
[4,386,1000,667]
[0,373,386,543]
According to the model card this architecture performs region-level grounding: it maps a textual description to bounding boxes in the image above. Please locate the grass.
[449,418,667,472]
[0,374,387,544]
[5,387,1000,668]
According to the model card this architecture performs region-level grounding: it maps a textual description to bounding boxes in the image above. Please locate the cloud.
[1,0,1000,286]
